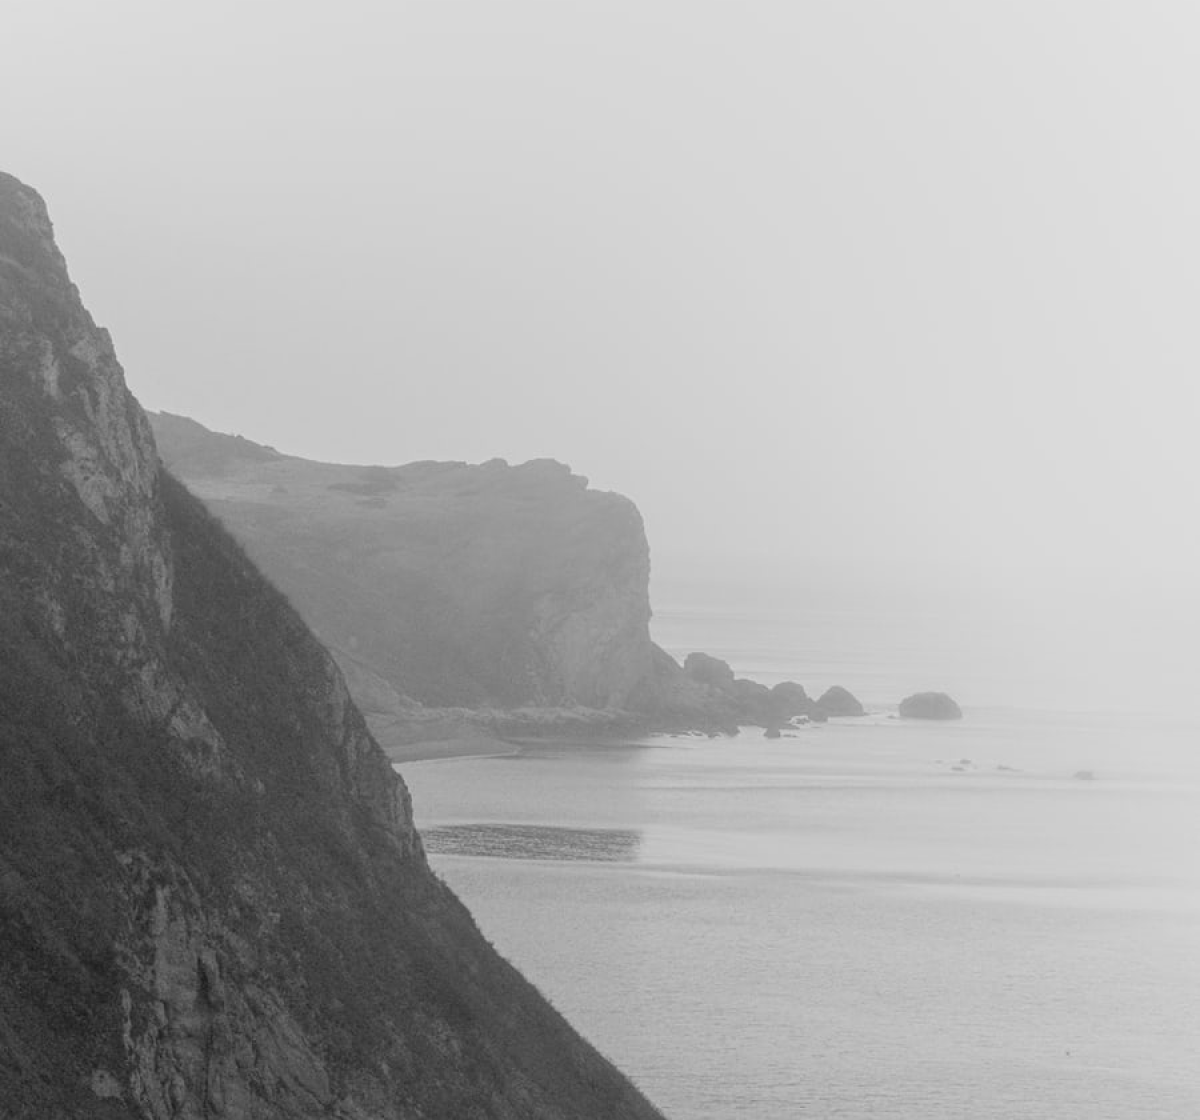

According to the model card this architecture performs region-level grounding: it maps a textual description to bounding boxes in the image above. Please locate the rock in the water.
[767,681,810,721]
[814,685,865,717]
[732,677,770,704]
[682,651,737,690]
[764,726,782,739]
[898,691,963,720]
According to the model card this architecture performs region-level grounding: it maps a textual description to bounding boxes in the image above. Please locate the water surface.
[404,715,1200,1118]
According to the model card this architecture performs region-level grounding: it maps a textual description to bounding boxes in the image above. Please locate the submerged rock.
[898,691,963,720]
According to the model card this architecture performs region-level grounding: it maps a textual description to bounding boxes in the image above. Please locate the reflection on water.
[422,823,642,862]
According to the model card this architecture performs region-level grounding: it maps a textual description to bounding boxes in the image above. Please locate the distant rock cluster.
[674,653,865,732]
[152,415,970,744]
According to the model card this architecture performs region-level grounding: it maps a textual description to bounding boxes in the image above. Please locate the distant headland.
[151,413,957,752]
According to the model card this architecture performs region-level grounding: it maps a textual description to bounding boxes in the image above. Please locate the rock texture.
[151,413,656,713]
[681,652,737,690]
[676,652,863,729]
[814,685,865,718]
[0,172,663,1120]
[149,408,879,742]
[898,691,963,720]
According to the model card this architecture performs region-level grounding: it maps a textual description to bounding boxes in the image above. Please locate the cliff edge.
[151,413,676,736]
[0,173,664,1118]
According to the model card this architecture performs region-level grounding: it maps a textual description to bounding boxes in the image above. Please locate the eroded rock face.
[0,176,182,736]
[0,172,663,1120]
[151,413,656,713]
[898,691,963,720]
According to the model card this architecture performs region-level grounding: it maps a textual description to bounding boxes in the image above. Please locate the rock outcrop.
[677,652,863,729]
[768,681,812,720]
[814,685,866,718]
[898,691,963,719]
[151,414,659,720]
[149,407,878,742]
[0,172,663,1120]
[681,651,737,690]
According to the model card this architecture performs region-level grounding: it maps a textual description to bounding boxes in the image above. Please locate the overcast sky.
[5,2,1199,618]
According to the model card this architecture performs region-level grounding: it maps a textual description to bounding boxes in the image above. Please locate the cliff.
[151,413,657,714]
[0,172,664,1118]
[150,416,876,740]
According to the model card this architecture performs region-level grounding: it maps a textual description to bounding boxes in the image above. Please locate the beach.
[383,734,518,764]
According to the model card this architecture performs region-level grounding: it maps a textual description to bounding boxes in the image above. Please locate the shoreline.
[385,736,522,764]
[384,729,682,765]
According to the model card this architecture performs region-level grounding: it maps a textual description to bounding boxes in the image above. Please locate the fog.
[6,2,1199,702]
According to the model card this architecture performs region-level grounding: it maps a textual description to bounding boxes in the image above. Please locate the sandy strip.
[383,736,519,764]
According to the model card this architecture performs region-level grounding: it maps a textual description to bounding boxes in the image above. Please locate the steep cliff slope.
[151,413,657,715]
[0,172,664,1118]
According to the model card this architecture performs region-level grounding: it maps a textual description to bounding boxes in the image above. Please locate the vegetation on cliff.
[0,171,664,1119]
[151,414,878,741]
[151,413,657,720]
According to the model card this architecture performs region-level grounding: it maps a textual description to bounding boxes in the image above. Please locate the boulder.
[898,691,963,720]
[731,677,771,723]
[767,681,810,721]
[683,652,737,691]
[814,685,865,718]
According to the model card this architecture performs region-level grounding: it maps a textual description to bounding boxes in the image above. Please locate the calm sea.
[399,602,1200,1119]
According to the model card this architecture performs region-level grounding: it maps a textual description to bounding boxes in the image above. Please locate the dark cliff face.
[150,412,657,712]
[0,173,664,1119]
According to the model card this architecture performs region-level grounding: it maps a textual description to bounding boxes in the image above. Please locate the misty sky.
[5,3,1199,623]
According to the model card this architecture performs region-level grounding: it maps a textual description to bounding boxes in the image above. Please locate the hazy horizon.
[6,2,1199,702]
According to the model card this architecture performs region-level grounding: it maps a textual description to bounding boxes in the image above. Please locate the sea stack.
[898,691,963,720]
[815,685,866,717]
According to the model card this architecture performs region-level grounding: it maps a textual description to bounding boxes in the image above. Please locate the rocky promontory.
[156,414,848,743]
[0,172,664,1119]
[152,413,656,711]
[150,422,886,743]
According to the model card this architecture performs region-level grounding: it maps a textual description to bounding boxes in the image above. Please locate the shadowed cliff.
[0,172,665,1118]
